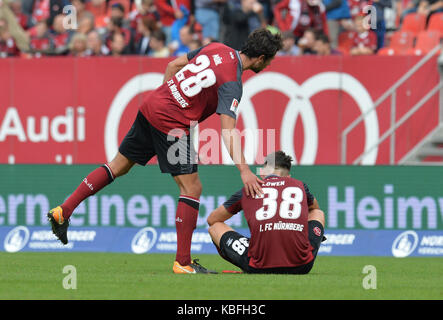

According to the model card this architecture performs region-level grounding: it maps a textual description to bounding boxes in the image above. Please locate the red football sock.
[175,195,200,266]
[61,164,115,220]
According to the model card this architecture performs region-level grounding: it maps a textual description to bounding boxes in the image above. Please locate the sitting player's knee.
[207,215,216,226]
[207,224,215,236]
[207,222,228,247]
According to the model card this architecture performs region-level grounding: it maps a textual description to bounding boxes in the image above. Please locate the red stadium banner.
[0,55,439,164]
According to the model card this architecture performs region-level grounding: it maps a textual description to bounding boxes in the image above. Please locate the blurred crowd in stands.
[0,0,442,58]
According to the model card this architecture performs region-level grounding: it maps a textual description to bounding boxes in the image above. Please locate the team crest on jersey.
[230,98,239,112]
[313,226,322,237]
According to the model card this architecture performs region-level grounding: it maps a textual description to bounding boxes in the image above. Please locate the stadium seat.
[337,31,355,55]
[377,47,400,55]
[406,31,441,55]
[427,12,443,34]
[401,13,427,34]
[377,31,414,55]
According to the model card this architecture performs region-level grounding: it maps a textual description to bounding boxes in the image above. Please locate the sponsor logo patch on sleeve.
[230,98,239,112]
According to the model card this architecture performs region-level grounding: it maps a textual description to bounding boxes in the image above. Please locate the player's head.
[240,28,283,73]
[260,151,293,178]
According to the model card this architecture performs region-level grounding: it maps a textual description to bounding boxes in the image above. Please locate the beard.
[251,65,263,73]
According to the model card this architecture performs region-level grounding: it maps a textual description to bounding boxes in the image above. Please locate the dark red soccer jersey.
[140,42,243,135]
[224,175,315,269]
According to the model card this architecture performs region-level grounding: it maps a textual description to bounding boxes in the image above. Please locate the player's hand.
[241,170,263,198]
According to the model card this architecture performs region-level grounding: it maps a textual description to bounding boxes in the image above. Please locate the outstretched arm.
[220,114,263,198]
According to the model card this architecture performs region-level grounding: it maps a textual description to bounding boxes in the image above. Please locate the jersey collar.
[235,50,243,73]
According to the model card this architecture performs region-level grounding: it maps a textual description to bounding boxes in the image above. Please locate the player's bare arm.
[162,54,189,84]
[307,197,325,227]
[220,114,263,198]
[207,205,235,248]
[207,205,233,226]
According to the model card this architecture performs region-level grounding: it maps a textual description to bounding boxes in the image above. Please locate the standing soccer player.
[207,151,326,274]
[47,28,283,274]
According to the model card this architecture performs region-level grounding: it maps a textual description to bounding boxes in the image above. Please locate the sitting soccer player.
[207,151,326,274]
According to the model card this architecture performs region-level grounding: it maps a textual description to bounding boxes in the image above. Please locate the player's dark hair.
[264,151,293,172]
[240,28,283,60]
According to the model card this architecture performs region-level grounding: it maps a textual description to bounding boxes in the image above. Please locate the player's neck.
[239,53,254,72]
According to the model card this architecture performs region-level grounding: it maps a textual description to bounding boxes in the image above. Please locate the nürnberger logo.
[4,226,30,253]
[392,230,419,258]
[131,227,157,254]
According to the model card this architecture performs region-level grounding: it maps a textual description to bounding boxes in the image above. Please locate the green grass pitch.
[0,252,441,300]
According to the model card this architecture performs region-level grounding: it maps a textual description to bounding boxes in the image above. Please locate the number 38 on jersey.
[176,55,217,98]
[255,186,304,221]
